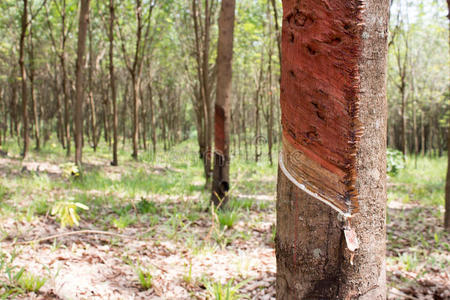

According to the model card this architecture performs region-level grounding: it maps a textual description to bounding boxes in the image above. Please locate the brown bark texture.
[74,0,90,165]
[20,0,29,158]
[279,0,364,214]
[445,121,450,231]
[444,0,450,231]
[211,0,235,207]
[29,23,40,151]
[110,0,118,166]
[276,0,389,298]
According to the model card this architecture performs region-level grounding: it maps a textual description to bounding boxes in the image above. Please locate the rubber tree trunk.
[19,0,29,158]
[276,0,389,298]
[74,0,90,166]
[29,22,40,151]
[211,0,235,207]
[88,25,98,152]
[445,122,450,231]
[131,75,140,160]
[110,0,118,166]
[9,78,18,138]
[444,0,450,232]
[60,0,71,157]
[191,0,214,188]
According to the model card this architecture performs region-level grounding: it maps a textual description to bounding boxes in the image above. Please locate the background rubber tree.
[191,0,217,187]
[276,0,389,298]
[117,0,156,160]
[109,0,118,166]
[444,0,450,232]
[74,0,90,166]
[211,0,235,207]
[19,0,29,158]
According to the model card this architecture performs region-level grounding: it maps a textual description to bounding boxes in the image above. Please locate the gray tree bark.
[211,0,235,206]
[276,0,389,298]
[74,0,90,165]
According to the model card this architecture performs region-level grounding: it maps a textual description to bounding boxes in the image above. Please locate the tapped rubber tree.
[211,0,235,207]
[74,0,90,165]
[276,0,389,298]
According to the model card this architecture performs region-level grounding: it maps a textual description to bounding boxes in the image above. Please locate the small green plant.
[387,148,405,176]
[182,263,193,285]
[135,198,157,214]
[136,267,153,290]
[60,162,80,179]
[217,209,240,229]
[111,215,136,229]
[51,201,89,228]
[0,250,47,297]
[228,198,254,211]
[30,198,50,216]
[398,252,419,272]
[212,228,233,248]
[203,278,250,300]
[17,272,47,292]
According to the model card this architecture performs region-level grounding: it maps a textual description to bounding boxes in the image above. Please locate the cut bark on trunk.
[211,0,235,207]
[276,0,389,298]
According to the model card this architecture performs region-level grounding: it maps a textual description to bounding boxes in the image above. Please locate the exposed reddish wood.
[280,0,364,214]
[214,104,225,153]
[211,0,235,206]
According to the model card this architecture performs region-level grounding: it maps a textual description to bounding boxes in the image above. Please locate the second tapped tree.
[211,0,236,207]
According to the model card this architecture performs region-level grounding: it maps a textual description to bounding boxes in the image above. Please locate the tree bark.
[19,0,29,158]
[88,25,98,152]
[395,30,409,159]
[148,83,156,156]
[445,122,450,231]
[110,0,118,166]
[131,75,140,159]
[276,0,389,298]
[141,83,147,151]
[74,0,90,165]
[158,89,167,151]
[102,85,110,144]
[9,78,18,138]
[60,0,71,157]
[254,54,263,162]
[444,0,450,232]
[121,84,128,147]
[420,111,425,156]
[411,66,418,167]
[267,11,275,165]
[211,0,235,207]
[28,21,40,151]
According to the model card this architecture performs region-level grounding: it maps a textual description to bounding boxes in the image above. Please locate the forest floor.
[0,139,448,299]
